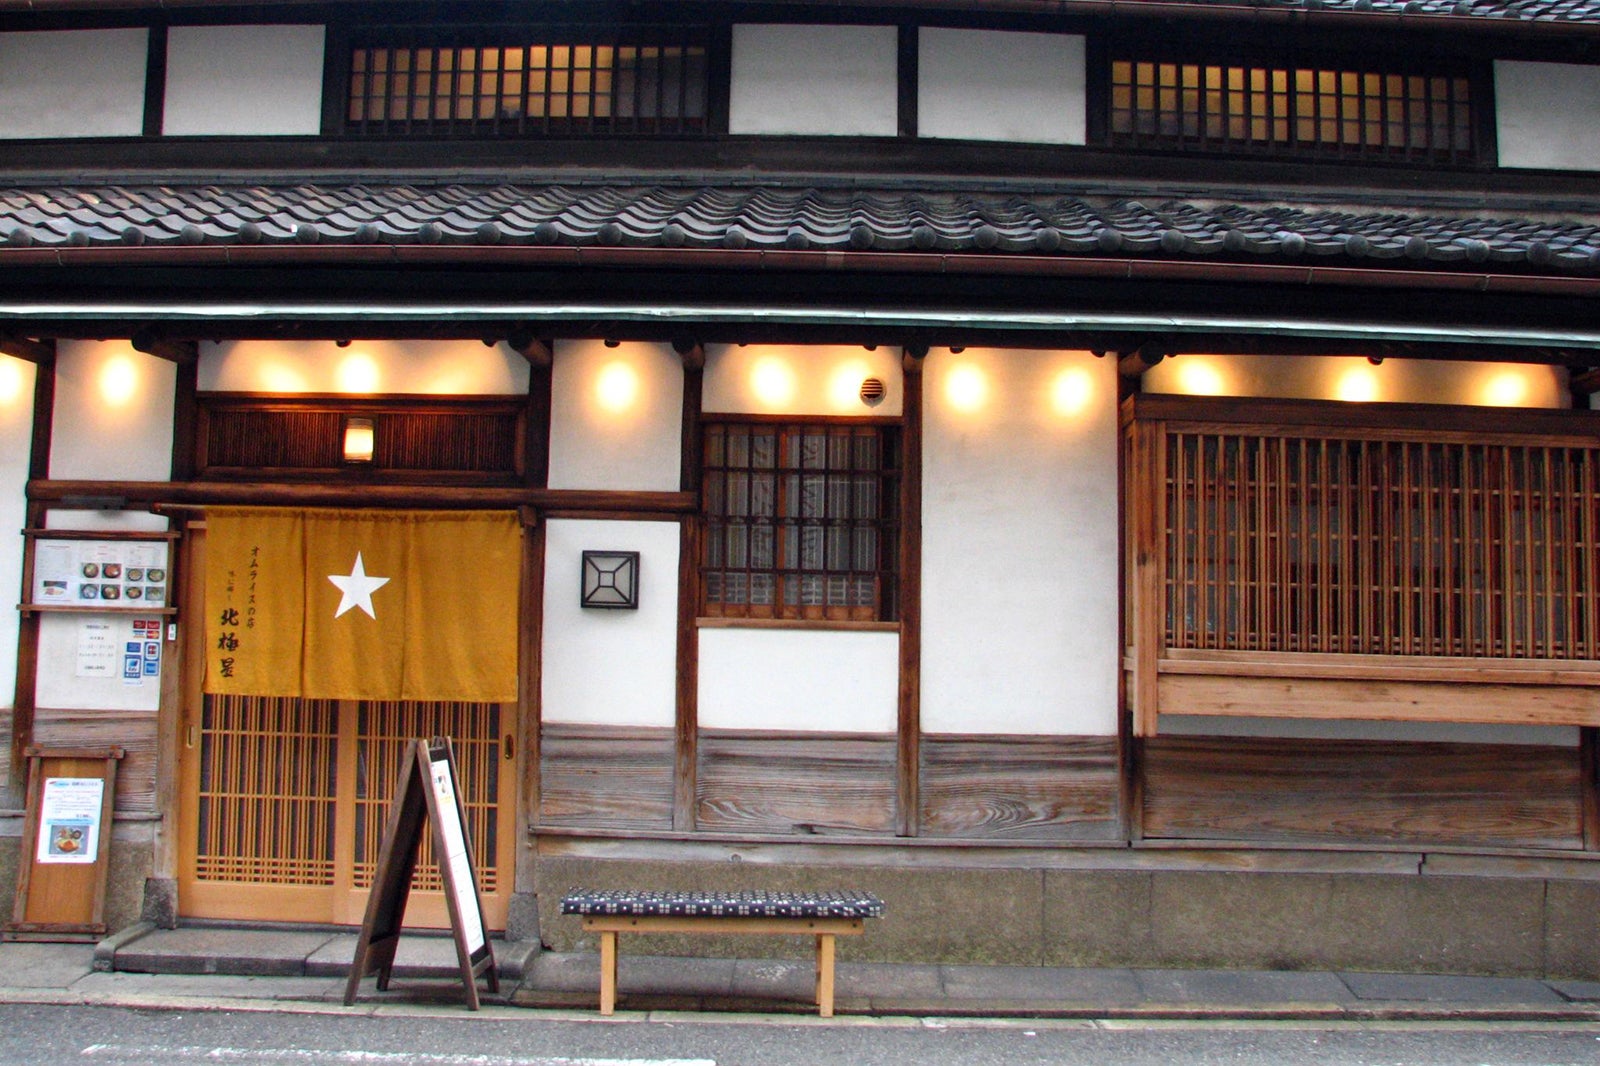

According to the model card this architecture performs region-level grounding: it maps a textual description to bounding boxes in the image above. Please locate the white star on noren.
[328,552,391,620]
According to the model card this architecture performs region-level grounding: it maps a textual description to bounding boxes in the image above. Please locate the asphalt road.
[5,1004,1600,1066]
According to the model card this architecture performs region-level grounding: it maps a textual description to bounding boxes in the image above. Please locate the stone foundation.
[533,852,1600,980]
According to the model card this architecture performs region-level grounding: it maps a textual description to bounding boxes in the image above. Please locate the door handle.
[503,734,515,761]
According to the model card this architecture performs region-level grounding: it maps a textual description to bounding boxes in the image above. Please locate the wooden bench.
[561,889,885,1017]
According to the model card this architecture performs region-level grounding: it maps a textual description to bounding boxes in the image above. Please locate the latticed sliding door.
[179,694,515,928]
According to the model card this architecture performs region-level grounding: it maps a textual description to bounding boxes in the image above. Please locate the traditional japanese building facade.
[2,0,1600,975]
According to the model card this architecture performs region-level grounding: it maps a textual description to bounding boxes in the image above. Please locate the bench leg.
[815,933,836,1018]
[599,930,618,1015]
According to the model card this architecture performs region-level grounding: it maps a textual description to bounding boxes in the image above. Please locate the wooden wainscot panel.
[32,708,157,814]
[1143,735,1584,850]
[1158,672,1600,729]
[537,725,674,832]
[919,735,1121,841]
[696,730,896,836]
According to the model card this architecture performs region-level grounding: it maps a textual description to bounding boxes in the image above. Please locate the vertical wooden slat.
[674,351,705,831]
[897,350,924,836]
[1132,420,1165,736]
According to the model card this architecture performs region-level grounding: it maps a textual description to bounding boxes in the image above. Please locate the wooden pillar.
[8,344,53,796]
[896,346,925,837]
[673,340,705,832]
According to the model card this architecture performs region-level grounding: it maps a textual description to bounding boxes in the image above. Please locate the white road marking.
[79,1048,713,1066]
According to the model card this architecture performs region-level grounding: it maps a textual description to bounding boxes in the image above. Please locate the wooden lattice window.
[1163,430,1600,660]
[701,420,901,622]
[346,31,710,136]
[1107,55,1476,163]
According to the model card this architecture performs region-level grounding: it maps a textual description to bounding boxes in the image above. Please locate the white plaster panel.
[35,613,163,712]
[49,341,176,482]
[548,341,684,492]
[730,24,898,136]
[1142,354,1567,409]
[1161,715,1580,748]
[198,339,529,395]
[0,29,148,139]
[921,348,1120,736]
[0,355,37,709]
[540,519,680,728]
[698,627,899,733]
[703,344,903,416]
[918,29,1085,144]
[163,25,325,136]
[1495,60,1600,171]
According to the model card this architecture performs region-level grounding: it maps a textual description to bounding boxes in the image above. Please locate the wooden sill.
[1158,648,1600,687]
[697,617,900,633]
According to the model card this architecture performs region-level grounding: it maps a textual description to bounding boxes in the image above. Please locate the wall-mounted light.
[343,416,375,463]
[581,550,640,609]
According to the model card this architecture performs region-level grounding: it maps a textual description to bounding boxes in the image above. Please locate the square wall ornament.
[581,550,641,609]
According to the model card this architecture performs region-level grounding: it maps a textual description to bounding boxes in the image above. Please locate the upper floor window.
[1107,53,1477,164]
[701,420,901,623]
[346,29,710,136]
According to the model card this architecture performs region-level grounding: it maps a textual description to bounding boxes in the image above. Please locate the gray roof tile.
[0,181,1596,273]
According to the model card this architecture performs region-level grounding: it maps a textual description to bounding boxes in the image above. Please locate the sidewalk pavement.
[3,924,1600,1023]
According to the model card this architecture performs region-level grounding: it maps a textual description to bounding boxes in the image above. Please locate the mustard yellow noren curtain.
[204,508,520,702]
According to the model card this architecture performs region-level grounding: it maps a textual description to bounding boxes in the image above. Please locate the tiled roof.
[1,182,1597,274]
[8,0,1600,27]
[1104,0,1600,22]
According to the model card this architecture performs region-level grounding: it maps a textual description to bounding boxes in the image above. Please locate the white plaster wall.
[163,25,325,136]
[549,341,683,492]
[921,348,1120,736]
[1142,354,1567,409]
[918,29,1085,144]
[703,344,903,417]
[0,29,148,139]
[199,339,529,395]
[1495,60,1600,171]
[698,628,899,733]
[50,341,175,482]
[541,519,681,728]
[730,24,898,136]
[0,356,36,710]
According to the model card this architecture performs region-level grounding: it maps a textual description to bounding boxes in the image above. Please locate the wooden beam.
[1118,347,1166,378]
[504,331,553,368]
[130,332,199,364]
[672,337,705,370]
[674,355,706,832]
[29,479,697,514]
[897,346,924,837]
[0,335,54,364]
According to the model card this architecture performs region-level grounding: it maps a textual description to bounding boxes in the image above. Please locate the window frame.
[1090,37,1496,167]
[332,21,723,139]
[698,415,903,625]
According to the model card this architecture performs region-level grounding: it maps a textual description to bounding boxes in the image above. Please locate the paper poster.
[36,776,105,864]
[75,619,120,678]
[32,538,169,607]
[430,757,485,954]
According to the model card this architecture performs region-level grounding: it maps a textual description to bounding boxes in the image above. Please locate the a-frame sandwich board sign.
[343,736,497,1010]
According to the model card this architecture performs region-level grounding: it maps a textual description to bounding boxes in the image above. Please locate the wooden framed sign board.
[5,747,124,942]
[344,737,497,1010]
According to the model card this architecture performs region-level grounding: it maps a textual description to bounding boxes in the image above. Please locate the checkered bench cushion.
[561,889,884,919]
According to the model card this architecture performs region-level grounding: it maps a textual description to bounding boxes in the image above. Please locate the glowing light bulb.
[1335,366,1379,403]
[1175,360,1224,396]
[0,358,23,406]
[945,364,988,413]
[335,352,381,393]
[99,354,139,406]
[1050,366,1094,417]
[750,357,796,408]
[1482,370,1529,407]
[595,361,640,413]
